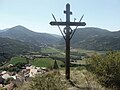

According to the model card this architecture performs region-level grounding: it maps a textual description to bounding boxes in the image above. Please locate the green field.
[30,58,64,68]
[41,47,61,54]
[8,56,27,65]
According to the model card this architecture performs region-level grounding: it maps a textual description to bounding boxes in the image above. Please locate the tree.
[53,60,59,69]
[87,51,120,89]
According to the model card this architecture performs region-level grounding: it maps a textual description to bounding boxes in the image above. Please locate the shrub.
[30,71,67,90]
[87,51,120,89]
[16,71,68,90]
[0,87,6,90]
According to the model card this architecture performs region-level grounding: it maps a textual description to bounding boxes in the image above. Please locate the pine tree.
[53,60,59,69]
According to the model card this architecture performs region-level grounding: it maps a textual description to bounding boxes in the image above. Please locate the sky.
[0,0,120,35]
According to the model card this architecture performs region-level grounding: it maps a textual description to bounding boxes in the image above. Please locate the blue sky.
[0,0,120,35]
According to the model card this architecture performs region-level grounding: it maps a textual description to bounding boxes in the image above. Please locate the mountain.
[0,30,5,33]
[0,28,9,33]
[0,37,41,65]
[51,34,62,38]
[0,25,61,45]
[0,37,40,55]
[70,27,120,51]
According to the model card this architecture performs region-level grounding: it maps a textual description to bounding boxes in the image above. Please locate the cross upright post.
[50,3,86,80]
[64,3,72,79]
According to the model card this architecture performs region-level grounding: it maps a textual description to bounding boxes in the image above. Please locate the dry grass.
[16,69,109,90]
[60,69,108,90]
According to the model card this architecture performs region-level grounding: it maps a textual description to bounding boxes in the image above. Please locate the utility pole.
[50,3,86,80]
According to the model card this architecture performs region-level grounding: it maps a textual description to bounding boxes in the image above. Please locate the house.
[1,71,7,75]
[2,74,11,80]
[29,68,38,77]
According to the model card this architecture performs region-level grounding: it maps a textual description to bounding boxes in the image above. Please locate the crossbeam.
[50,21,86,26]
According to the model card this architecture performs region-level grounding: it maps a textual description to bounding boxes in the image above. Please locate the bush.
[30,71,67,90]
[16,71,68,90]
[87,51,120,89]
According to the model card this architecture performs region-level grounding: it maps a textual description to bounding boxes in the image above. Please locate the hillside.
[0,25,61,45]
[0,37,41,65]
[70,27,120,50]
[0,37,40,55]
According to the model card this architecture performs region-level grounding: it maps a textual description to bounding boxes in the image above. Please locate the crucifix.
[50,3,86,79]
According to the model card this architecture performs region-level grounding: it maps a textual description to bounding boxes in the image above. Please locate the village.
[0,62,48,90]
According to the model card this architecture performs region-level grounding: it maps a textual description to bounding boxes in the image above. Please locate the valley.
[0,25,120,90]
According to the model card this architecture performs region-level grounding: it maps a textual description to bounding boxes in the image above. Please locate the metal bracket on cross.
[52,14,66,40]
[70,14,84,40]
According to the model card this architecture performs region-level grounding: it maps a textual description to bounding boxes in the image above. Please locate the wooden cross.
[50,3,86,79]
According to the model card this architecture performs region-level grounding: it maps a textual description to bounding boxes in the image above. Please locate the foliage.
[0,87,6,90]
[31,71,67,90]
[53,60,59,69]
[87,51,120,89]
[16,71,68,90]
[0,37,40,55]
[0,53,12,66]
[1,62,25,72]
[1,56,26,72]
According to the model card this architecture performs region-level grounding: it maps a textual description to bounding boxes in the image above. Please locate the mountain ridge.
[1,25,120,51]
[70,27,120,50]
[0,25,61,45]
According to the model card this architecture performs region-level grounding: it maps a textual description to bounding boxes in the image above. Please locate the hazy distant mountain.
[51,34,62,38]
[0,37,40,55]
[0,25,61,45]
[0,28,9,33]
[0,30,6,33]
[70,27,120,50]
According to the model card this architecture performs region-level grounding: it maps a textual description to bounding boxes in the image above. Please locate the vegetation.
[8,56,27,65]
[0,37,40,55]
[1,25,120,90]
[41,47,60,54]
[0,53,12,66]
[16,70,107,90]
[87,51,120,89]
[0,87,6,90]
[30,58,64,68]
[1,62,26,72]
[60,27,120,51]
[53,60,59,69]
[16,71,68,90]
[0,56,27,72]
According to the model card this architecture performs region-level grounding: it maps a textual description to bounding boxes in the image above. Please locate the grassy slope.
[30,58,64,67]
[41,47,65,58]
[71,48,106,56]
[41,47,60,54]
[16,70,107,90]
[8,56,64,68]
[8,56,27,65]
